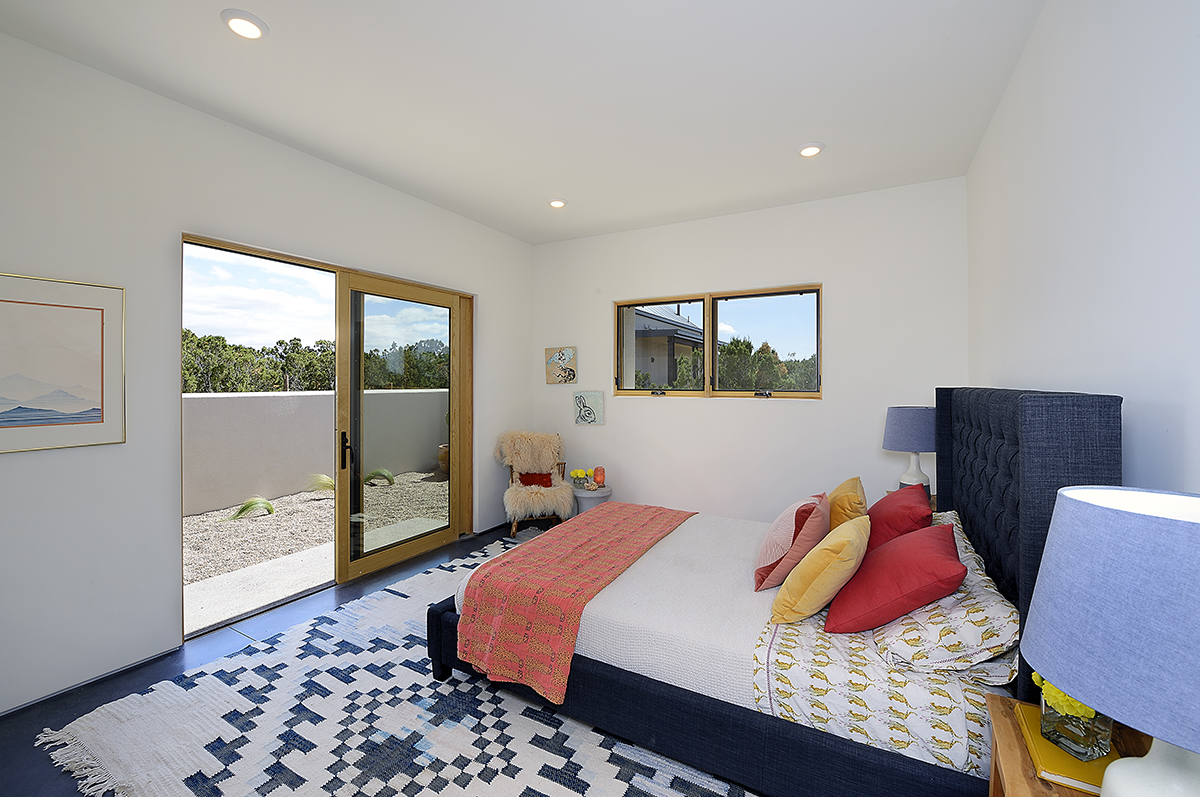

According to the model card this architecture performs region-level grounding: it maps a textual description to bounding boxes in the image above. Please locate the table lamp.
[1023,486,1200,796]
[882,406,936,495]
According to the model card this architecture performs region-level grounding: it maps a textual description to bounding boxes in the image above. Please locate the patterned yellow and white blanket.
[753,615,1013,776]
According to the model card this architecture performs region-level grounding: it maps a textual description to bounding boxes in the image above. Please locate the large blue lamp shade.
[882,406,936,493]
[1023,486,1200,796]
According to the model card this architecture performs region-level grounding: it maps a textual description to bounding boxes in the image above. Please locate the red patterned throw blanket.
[457,502,695,704]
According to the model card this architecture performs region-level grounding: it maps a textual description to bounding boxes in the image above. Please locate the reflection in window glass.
[362,296,450,390]
[714,291,818,393]
[616,299,704,391]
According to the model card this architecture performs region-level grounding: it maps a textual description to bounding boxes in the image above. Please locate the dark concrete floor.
[0,525,511,796]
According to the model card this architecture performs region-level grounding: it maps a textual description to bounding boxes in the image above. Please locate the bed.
[427,387,1123,797]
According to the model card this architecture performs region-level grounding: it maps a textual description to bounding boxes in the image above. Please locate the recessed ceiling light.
[798,142,824,158]
[548,198,567,209]
[221,9,269,39]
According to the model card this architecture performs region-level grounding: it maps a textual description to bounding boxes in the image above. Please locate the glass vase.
[1040,696,1113,761]
[573,476,587,488]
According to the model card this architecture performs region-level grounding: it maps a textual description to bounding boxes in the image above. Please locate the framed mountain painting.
[0,272,125,454]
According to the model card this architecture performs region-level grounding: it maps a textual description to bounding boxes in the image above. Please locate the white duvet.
[455,512,1006,777]
[457,513,774,707]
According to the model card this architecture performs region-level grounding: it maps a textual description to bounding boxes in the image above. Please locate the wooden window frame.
[613,284,821,399]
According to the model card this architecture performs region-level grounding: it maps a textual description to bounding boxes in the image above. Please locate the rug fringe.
[36,728,133,796]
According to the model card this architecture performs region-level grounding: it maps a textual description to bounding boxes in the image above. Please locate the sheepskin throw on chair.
[495,430,575,536]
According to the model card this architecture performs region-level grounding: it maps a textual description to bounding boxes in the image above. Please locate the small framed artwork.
[546,346,577,384]
[1,272,126,454]
[574,391,604,425]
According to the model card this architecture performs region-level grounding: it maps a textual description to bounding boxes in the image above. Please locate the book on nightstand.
[1013,701,1122,795]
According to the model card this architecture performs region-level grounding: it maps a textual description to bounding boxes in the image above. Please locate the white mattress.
[457,513,774,708]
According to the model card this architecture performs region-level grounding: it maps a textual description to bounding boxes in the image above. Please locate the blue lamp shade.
[882,406,936,493]
[882,406,936,453]
[1023,486,1200,794]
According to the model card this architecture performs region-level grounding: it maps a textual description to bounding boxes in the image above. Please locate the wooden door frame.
[334,270,474,583]
[181,234,473,589]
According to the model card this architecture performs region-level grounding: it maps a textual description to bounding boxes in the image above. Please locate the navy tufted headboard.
[934,387,1123,702]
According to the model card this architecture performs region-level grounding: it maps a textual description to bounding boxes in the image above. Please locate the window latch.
[650,389,666,396]
[754,390,772,398]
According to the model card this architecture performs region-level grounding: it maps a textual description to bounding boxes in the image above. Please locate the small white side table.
[573,485,613,514]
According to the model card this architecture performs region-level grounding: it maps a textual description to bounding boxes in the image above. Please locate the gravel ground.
[183,470,449,584]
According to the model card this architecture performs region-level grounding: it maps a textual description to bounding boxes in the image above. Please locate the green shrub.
[222,496,275,521]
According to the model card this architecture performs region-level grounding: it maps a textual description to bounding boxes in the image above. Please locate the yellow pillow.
[771,515,870,623]
[828,476,867,529]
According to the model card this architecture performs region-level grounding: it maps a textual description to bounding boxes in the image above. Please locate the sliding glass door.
[335,271,472,583]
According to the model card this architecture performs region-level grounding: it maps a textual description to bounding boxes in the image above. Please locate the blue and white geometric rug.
[38,540,752,796]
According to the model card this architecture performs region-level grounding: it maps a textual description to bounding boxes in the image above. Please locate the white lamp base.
[1101,738,1200,796]
[898,452,930,494]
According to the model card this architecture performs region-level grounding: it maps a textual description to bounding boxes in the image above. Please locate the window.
[615,285,821,398]
[615,298,706,392]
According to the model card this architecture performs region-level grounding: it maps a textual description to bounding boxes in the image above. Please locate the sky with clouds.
[183,244,448,352]
[715,292,818,361]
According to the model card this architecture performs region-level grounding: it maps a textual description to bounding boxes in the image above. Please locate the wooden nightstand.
[986,693,1091,796]
[986,694,1151,797]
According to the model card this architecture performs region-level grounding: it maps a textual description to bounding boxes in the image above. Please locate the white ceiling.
[0,1,1045,244]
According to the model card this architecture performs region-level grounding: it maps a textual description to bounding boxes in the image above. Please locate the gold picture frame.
[0,272,126,454]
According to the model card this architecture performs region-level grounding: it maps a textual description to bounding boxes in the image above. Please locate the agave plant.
[307,473,335,492]
[222,496,275,521]
[364,468,395,486]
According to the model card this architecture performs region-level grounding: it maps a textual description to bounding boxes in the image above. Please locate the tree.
[302,340,336,391]
[670,349,704,390]
[183,329,331,393]
[182,329,266,393]
[181,329,457,393]
[750,341,787,390]
[264,338,308,391]
[778,353,818,392]
[716,336,754,389]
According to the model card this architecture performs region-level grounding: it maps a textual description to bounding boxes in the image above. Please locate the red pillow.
[518,472,553,488]
[865,484,932,552]
[824,524,965,633]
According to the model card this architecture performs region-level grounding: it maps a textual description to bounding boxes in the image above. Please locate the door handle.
[340,431,355,470]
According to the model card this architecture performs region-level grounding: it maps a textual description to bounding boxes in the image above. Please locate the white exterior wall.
[181,390,449,515]
[966,0,1200,492]
[0,33,532,715]
[530,178,970,521]
[182,392,335,515]
[360,390,450,483]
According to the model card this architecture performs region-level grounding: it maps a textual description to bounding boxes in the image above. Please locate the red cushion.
[824,524,965,633]
[518,472,553,488]
[865,483,932,552]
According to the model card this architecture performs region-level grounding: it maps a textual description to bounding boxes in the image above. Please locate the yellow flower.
[587,469,594,477]
[1033,673,1096,718]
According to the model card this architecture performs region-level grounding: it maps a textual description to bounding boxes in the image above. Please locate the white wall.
[183,392,335,515]
[182,390,450,515]
[360,389,451,482]
[531,179,970,522]
[966,1,1200,492]
[0,33,532,714]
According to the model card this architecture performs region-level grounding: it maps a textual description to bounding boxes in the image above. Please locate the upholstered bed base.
[427,387,1123,797]
[429,596,981,796]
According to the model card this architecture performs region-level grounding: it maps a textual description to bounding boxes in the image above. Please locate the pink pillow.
[824,524,966,633]
[865,484,932,552]
[754,494,831,591]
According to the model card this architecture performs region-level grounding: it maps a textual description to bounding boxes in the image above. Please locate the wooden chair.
[495,431,575,537]
[507,462,568,536]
